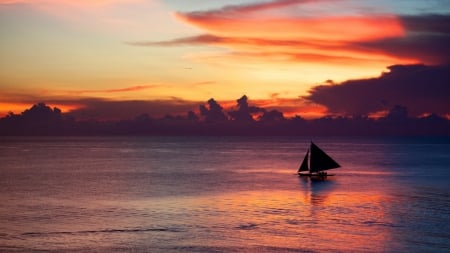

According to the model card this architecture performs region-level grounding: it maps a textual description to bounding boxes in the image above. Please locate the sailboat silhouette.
[298,142,341,179]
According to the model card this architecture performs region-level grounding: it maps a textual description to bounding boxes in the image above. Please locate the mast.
[309,142,340,173]
[298,149,309,173]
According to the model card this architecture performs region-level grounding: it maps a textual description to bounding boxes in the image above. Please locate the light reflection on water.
[0,136,449,252]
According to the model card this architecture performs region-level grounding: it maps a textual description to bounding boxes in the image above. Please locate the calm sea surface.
[0,136,449,252]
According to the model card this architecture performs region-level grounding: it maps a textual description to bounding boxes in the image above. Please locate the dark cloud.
[178,0,309,18]
[131,34,387,65]
[358,34,450,65]
[127,34,326,48]
[199,98,228,121]
[2,97,450,136]
[132,13,450,66]
[401,14,450,34]
[129,0,408,66]
[259,109,285,122]
[304,64,450,117]
[126,34,228,46]
[67,98,200,120]
[228,95,265,122]
[356,15,450,64]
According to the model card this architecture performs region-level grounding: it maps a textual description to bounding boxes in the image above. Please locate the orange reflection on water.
[185,180,396,252]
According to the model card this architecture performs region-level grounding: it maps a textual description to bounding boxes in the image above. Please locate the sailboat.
[298,142,341,179]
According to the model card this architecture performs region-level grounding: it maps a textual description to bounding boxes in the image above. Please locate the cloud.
[61,85,160,96]
[199,98,229,122]
[134,1,450,67]
[1,84,159,101]
[173,0,404,42]
[188,0,402,38]
[131,33,409,66]
[252,96,327,119]
[401,14,450,34]
[66,96,315,121]
[303,64,450,117]
[0,93,323,121]
[354,15,450,65]
[357,33,450,65]
[194,0,314,15]
[67,98,201,120]
[0,85,196,120]
[132,0,415,67]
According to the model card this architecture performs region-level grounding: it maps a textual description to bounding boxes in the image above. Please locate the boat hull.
[298,173,334,180]
[298,173,335,176]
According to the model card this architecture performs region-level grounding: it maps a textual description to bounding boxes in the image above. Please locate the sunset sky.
[1,0,449,119]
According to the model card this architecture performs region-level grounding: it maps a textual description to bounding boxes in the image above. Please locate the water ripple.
[236,223,258,230]
[22,227,183,237]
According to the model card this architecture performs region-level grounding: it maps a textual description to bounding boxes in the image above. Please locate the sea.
[0,136,449,253]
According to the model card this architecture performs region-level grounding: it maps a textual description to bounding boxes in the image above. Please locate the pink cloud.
[132,33,411,67]
[56,85,160,96]
[175,0,404,42]
[187,0,315,16]
[175,13,404,42]
[137,0,415,67]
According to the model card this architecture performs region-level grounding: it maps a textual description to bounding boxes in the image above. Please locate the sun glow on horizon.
[0,0,448,120]
[0,102,81,117]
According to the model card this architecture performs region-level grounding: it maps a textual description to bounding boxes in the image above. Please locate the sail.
[298,149,309,173]
[309,142,340,173]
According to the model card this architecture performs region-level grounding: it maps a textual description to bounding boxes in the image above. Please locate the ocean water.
[0,136,449,253]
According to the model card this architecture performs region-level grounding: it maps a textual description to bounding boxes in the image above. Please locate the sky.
[1,0,449,120]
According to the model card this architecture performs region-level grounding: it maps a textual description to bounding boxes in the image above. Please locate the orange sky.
[1,0,448,119]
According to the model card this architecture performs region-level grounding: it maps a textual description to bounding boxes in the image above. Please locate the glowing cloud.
[63,85,160,95]
[136,0,415,74]
[175,13,404,42]
[175,0,405,40]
